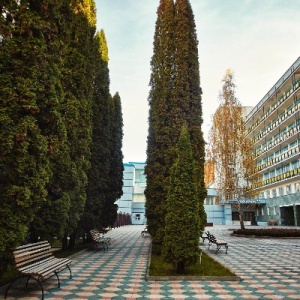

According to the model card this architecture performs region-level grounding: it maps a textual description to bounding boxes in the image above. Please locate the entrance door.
[132,213,144,225]
[280,206,295,226]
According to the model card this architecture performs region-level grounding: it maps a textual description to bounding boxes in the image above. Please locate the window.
[286,185,292,194]
[261,207,264,216]
[266,191,270,198]
[295,183,300,193]
[292,160,298,170]
[283,164,290,173]
[276,167,282,175]
[282,145,288,153]
[272,189,277,197]
[279,187,284,196]
[273,206,277,215]
[267,207,270,215]
[260,192,264,198]
[290,140,297,148]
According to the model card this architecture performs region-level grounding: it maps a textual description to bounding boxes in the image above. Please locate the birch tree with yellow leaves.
[208,69,261,230]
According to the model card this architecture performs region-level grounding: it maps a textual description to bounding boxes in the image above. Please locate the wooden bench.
[90,229,110,251]
[206,231,228,254]
[5,241,72,300]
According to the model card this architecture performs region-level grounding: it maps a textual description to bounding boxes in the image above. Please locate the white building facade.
[245,56,300,226]
[116,162,147,225]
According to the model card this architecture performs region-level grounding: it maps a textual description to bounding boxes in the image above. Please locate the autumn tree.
[145,0,206,243]
[162,124,200,273]
[208,69,261,230]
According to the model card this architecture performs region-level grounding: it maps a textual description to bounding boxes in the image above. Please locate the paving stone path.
[3,225,300,299]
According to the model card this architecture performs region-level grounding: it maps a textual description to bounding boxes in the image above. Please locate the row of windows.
[260,182,300,198]
[257,140,300,167]
[257,206,277,216]
[262,160,300,180]
[247,80,300,134]
[256,123,300,155]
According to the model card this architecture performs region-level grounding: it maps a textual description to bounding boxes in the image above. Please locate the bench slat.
[5,241,72,299]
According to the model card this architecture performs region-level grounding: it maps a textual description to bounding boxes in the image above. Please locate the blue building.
[116,162,147,225]
[118,162,233,225]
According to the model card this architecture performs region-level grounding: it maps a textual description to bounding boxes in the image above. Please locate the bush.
[232,228,300,237]
[267,220,278,226]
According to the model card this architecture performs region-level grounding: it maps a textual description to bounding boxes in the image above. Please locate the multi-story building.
[120,58,300,227]
[245,56,300,226]
[116,162,146,225]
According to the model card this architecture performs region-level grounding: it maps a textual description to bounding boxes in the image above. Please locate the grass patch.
[149,243,235,277]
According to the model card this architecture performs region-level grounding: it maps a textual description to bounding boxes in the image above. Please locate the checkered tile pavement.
[3,225,300,299]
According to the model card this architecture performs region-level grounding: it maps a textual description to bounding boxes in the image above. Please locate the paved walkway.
[3,225,300,299]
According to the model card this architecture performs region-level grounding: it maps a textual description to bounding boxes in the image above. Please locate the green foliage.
[0,0,60,256]
[83,30,111,232]
[145,0,206,243]
[0,0,120,264]
[162,125,200,272]
[150,243,235,276]
[103,92,124,228]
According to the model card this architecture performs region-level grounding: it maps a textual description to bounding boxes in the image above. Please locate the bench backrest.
[208,234,217,243]
[13,241,53,269]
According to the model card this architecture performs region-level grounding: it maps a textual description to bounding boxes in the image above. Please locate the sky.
[94,0,300,163]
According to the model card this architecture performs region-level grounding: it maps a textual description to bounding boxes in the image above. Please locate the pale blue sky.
[95,0,300,163]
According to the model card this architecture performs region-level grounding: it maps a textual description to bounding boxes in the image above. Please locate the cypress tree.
[28,0,73,244]
[145,0,175,243]
[0,0,67,259]
[173,0,207,231]
[60,0,96,249]
[103,92,124,228]
[82,29,111,232]
[162,124,200,273]
[145,0,206,243]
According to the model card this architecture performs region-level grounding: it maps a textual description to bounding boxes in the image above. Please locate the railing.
[253,167,300,189]
[246,56,300,122]
[251,98,300,143]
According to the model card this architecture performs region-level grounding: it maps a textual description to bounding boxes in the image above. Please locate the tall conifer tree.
[82,30,111,232]
[162,124,200,272]
[173,0,206,230]
[103,92,124,228]
[60,0,97,249]
[145,0,175,243]
[145,0,206,243]
[0,0,67,257]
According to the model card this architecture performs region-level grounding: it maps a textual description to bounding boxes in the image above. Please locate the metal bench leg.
[207,242,211,250]
[67,264,72,279]
[215,245,221,254]
[54,271,60,288]
[4,277,20,299]
[225,245,228,254]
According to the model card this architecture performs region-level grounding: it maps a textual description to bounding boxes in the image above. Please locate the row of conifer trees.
[0,0,123,271]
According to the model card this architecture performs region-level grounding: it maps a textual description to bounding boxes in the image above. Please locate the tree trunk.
[238,202,245,230]
[68,233,76,250]
[62,236,68,251]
